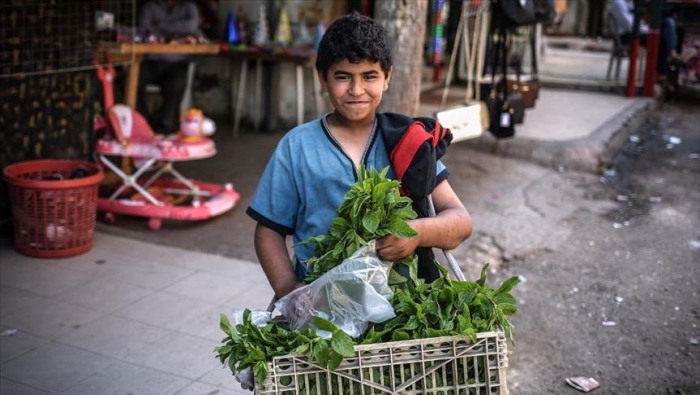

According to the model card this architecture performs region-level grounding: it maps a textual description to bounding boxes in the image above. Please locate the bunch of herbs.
[302,166,418,283]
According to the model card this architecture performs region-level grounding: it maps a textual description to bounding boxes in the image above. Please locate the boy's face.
[318,59,392,125]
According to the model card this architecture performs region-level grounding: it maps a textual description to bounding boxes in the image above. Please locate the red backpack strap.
[390,120,451,183]
[390,121,432,185]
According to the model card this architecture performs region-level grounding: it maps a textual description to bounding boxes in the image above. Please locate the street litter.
[629,134,640,143]
[566,376,600,392]
[689,240,700,250]
[690,338,698,345]
[602,321,616,327]
[689,153,699,159]
[648,196,663,203]
[0,329,18,337]
[616,195,628,202]
[615,296,624,303]
[667,136,682,145]
[613,222,622,229]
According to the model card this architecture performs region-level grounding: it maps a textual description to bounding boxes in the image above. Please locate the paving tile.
[2,298,104,340]
[223,284,274,311]
[0,342,116,393]
[124,332,220,380]
[60,360,190,395]
[57,315,171,360]
[162,272,250,304]
[197,364,250,391]
[176,304,238,342]
[114,292,217,331]
[0,378,53,395]
[0,325,50,363]
[198,257,268,284]
[20,250,114,276]
[0,245,26,266]
[175,380,250,395]
[101,255,194,290]
[54,277,153,313]
[0,286,47,318]
[93,234,195,267]
[0,261,96,297]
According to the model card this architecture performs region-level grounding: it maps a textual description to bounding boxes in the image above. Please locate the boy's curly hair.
[315,12,393,79]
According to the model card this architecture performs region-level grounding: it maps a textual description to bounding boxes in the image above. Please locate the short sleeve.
[246,137,300,235]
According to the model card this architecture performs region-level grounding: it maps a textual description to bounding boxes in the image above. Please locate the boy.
[246,12,472,300]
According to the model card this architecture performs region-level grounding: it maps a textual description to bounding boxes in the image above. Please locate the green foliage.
[215,311,357,382]
[302,166,418,283]
[359,263,520,344]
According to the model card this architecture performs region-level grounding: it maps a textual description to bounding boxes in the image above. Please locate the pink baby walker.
[94,53,240,230]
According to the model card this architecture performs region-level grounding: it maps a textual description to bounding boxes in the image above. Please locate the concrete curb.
[461,97,657,173]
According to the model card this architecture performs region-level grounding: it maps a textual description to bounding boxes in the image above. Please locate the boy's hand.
[277,284,314,325]
[375,234,420,261]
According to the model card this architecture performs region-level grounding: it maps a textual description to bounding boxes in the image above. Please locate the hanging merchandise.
[313,22,325,52]
[252,4,270,47]
[225,10,240,45]
[274,4,292,46]
[434,0,490,142]
[431,0,448,83]
[236,6,250,46]
[294,20,312,47]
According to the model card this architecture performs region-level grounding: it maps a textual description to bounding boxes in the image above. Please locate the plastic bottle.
[226,10,239,44]
[236,6,249,46]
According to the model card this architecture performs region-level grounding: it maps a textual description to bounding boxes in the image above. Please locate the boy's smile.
[319,59,392,126]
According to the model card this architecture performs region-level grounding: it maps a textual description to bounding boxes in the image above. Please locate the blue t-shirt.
[246,114,446,273]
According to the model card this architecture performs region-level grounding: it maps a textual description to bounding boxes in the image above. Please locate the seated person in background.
[137,0,200,134]
[609,0,649,45]
[608,0,678,79]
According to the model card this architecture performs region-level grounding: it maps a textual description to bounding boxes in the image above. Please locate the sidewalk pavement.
[0,233,271,395]
[1,50,661,394]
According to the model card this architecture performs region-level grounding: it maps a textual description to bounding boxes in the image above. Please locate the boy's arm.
[254,223,302,299]
[376,180,472,261]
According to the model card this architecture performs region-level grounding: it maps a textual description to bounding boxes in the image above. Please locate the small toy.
[177,108,216,143]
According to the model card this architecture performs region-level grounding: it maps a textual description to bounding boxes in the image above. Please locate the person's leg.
[658,17,678,76]
[136,60,160,120]
[154,61,189,134]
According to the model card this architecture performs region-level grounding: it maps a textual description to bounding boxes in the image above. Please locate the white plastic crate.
[256,331,508,395]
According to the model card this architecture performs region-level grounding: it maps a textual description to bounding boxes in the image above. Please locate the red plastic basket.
[3,160,104,258]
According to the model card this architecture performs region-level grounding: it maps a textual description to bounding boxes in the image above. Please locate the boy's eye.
[364,75,377,81]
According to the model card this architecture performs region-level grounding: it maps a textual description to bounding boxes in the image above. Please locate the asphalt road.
[491,102,700,395]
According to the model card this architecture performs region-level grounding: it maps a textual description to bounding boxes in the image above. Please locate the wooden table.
[101,42,220,108]
[222,48,323,137]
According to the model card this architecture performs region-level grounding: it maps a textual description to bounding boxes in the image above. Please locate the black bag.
[492,0,537,29]
[507,91,525,124]
[534,0,557,24]
[486,29,518,138]
[487,92,516,138]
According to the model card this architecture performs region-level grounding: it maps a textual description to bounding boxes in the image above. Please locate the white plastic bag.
[275,242,395,338]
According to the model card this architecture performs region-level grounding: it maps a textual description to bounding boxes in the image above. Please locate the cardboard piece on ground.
[565,377,600,392]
